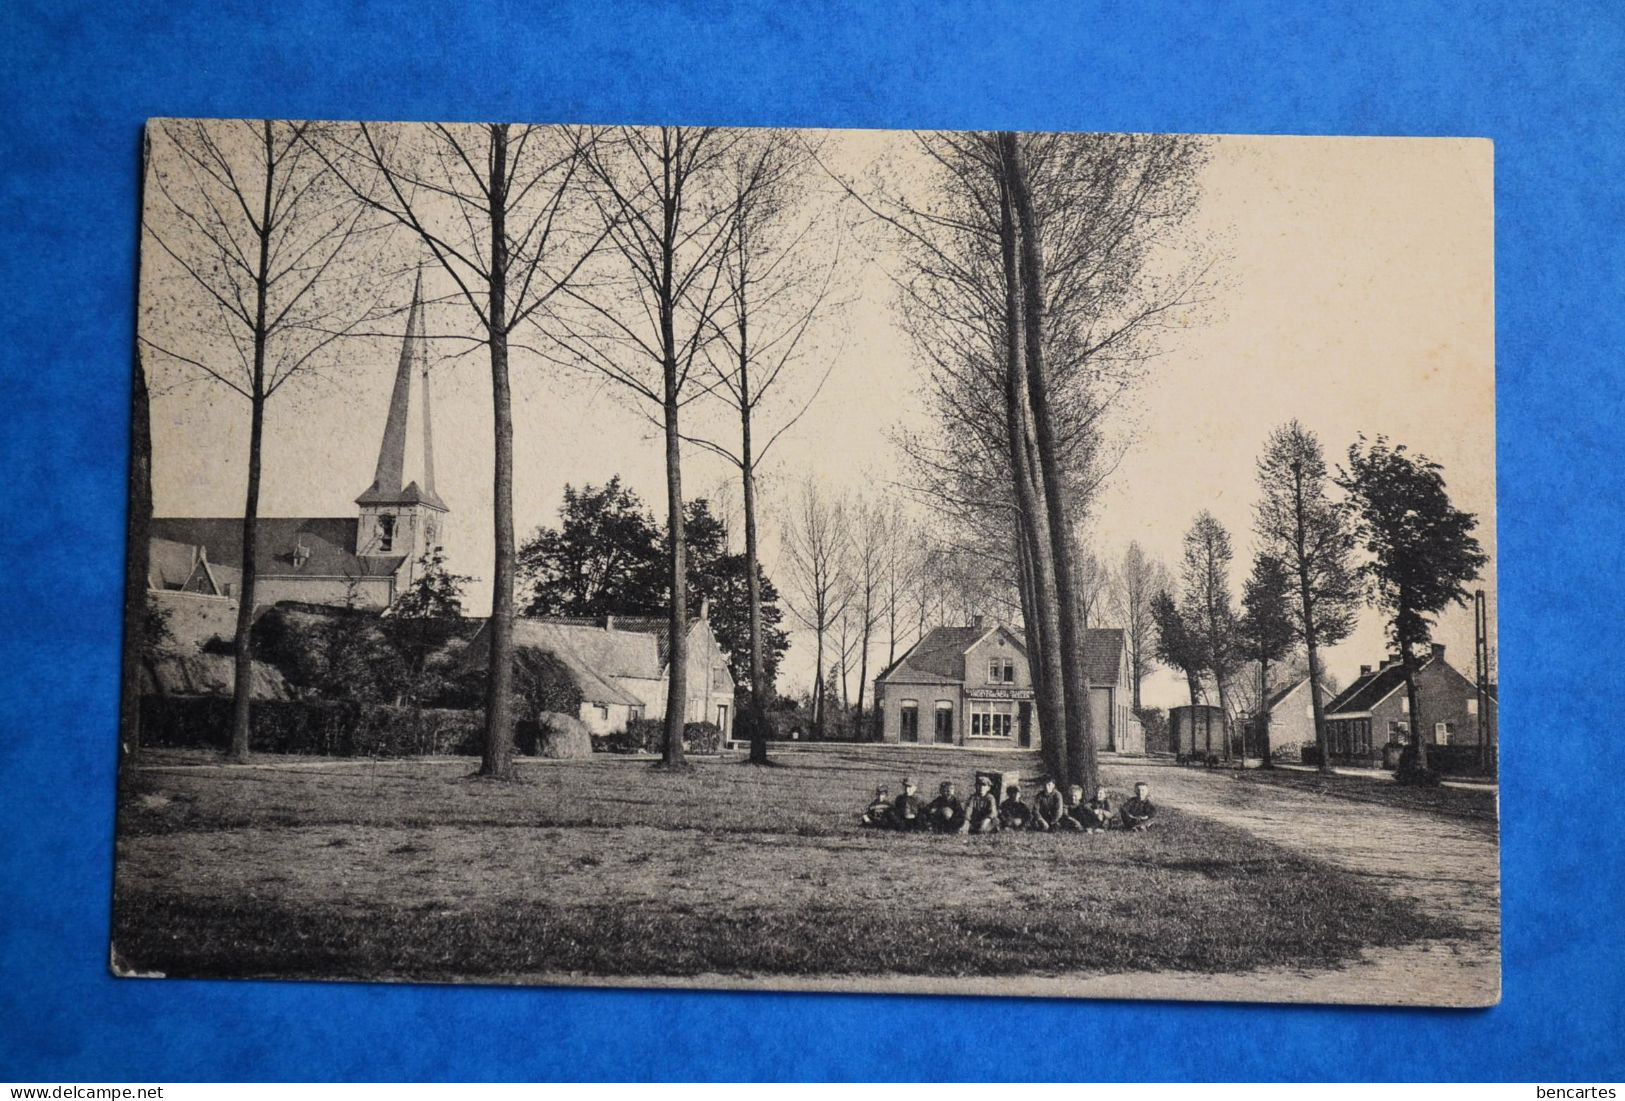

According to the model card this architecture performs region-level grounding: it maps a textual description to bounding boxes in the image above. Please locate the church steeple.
[356,270,449,573]
[356,268,446,512]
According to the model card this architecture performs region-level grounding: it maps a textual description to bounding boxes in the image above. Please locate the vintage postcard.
[113,120,1497,1006]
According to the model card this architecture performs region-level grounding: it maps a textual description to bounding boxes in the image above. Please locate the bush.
[138,696,483,757]
[1420,743,1492,776]
[590,717,723,755]
[1393,744,1444,786]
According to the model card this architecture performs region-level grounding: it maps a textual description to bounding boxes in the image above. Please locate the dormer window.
[378,514,395,552]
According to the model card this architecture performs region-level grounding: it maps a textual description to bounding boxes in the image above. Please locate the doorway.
[1017,702,1032,748]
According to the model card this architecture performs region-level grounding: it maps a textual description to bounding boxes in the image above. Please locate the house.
[1241,675,1332,756]
[873,617,1143,752]
[1322,643,1496,765]
[149,272,448,611]
[465,605,737,737]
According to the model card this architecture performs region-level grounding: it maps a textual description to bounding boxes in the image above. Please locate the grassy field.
[112,745,1473,983]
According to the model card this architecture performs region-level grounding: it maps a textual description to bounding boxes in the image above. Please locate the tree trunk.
[480,124,517,780]
[737,308,770,763]
[1256,657,1274,767]
[742,460,769,764]
[121,346,153,762]
[1187,675,1202,756]
[1291,461,1335,775]
[998,165,1067,782]
[1401,616,1427,771]
[227,121,276,765]
[812,624,825,734]
[1000,131,1095,794]
[660,384,689,769]
[856,615,872,738]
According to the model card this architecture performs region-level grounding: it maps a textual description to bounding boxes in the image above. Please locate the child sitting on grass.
[1032,778,1065,831]
[926,780,967,834]
[998,782,1032,830]
[860,785,894,829]
[1120,781,1157,830]
[964,775,1001,834]
[1076,785,1113,832]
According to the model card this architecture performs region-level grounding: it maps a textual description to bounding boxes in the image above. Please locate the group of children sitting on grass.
[859,774,1157,835]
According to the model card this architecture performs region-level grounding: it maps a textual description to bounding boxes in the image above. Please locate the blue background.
[2,0,1621,1082]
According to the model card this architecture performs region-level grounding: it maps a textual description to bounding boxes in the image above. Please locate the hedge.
[138,695,483,757]
[592,719,722,755]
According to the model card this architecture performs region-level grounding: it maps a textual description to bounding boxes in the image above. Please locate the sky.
[143,127,1495,710]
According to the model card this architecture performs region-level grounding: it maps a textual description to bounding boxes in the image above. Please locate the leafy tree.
[387,549,475,710]
[518,480,790,697]
[1180,511,1241,758]
[1151,588,1210,754]
[698,553,791,692]
[1254,420,1360,773]
[519,478,663,616]
[1238,553,1296,766]
[1339,435,1487,771]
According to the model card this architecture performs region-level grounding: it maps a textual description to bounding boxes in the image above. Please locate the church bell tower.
[356,268,449,587]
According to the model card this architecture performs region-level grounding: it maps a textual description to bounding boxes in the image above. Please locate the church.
[149,272,449,610]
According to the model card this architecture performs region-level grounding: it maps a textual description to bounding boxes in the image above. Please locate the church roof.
[149,517,406,579]
[355,479,447,510]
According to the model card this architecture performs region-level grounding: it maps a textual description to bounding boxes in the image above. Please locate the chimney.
[1359,664,1372,677]
[1430,642,1446,662]
[699,598,711,621]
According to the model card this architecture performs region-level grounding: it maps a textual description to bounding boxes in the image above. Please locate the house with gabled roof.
[1241,674,1334,757]
[873,617,1143,752]
[464,604,737,737]
[1322,643,1495,765]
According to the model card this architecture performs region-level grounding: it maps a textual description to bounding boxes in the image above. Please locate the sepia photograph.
[112,119,1498,1007]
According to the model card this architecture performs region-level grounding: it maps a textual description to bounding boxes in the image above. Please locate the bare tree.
[1074,544,1113,628]
[141,119,379,762]
[1110,541,1170,710]
[541,125,745,770]
[848,494,889,732]
[683,133,841,764]
[882,512,925,669]
[780,479,855,735]
[315,121,604,779]
[1255,420,1360,774]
